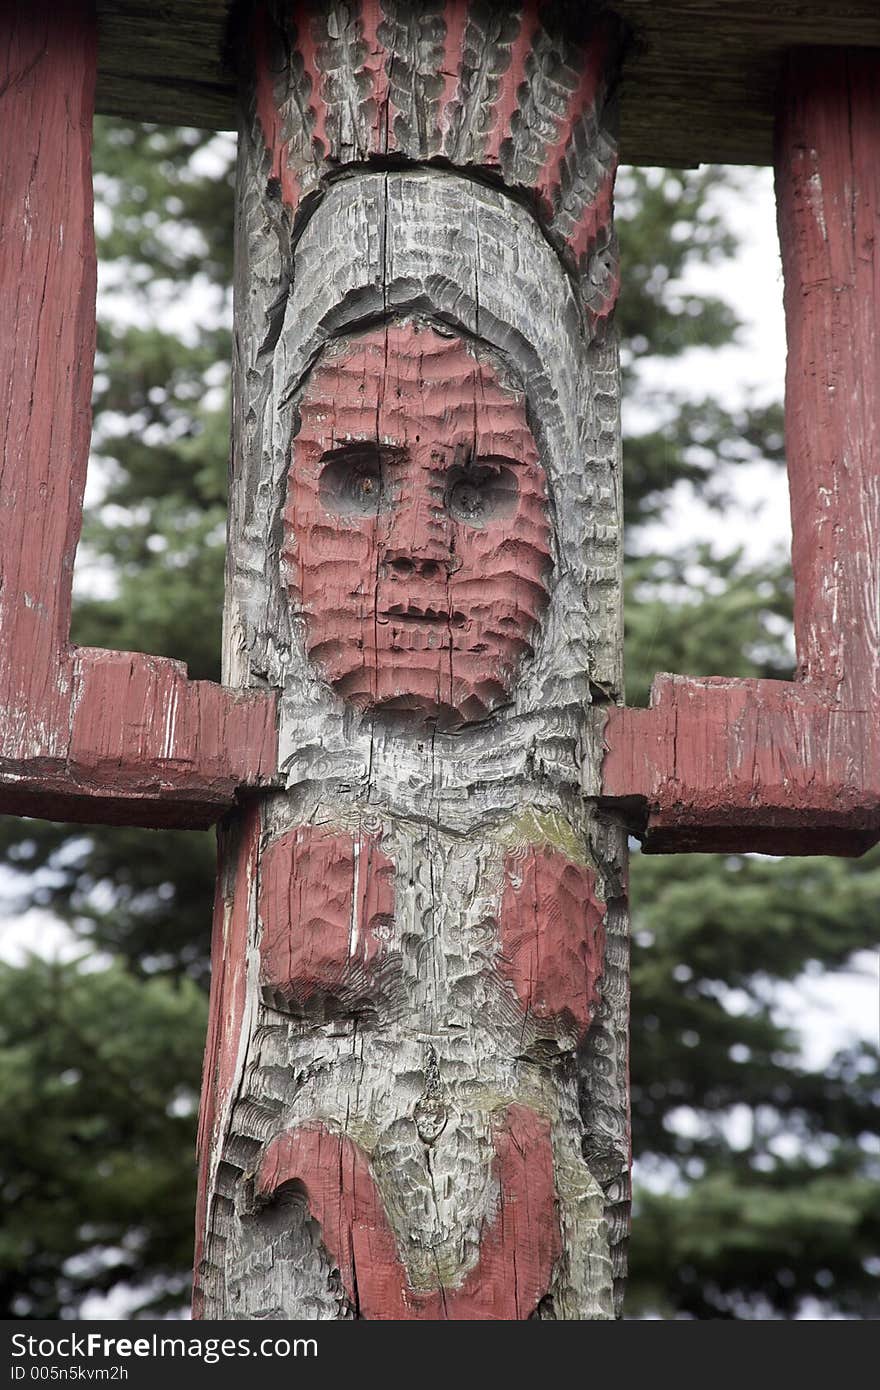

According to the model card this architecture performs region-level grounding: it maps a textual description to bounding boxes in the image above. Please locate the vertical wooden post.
[0,0,96,762]
[194,0,630,1320]
[776,49,880,716]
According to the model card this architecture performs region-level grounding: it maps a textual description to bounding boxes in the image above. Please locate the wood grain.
[602,50,880,856]
[0,0,97,772]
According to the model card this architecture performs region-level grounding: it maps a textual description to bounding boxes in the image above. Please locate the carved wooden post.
[193,0,630,1320]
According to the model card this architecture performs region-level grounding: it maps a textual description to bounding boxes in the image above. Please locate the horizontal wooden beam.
[0,646,278,829]
[602,677,880,855]
[91,1,880,165]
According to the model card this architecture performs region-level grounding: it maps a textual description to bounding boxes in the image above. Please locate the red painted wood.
[482,3,539,165]
[603,49,880,856]
[193,802,261,1314]
[0,0,96,768]
[259,824,395,1009]
[0,0,278,829]
[0,647,277,829]
[69,650,277,819]
[257,1104,561,1319]
[604,676,879,855]
[777,49,880,711]
[436,0,470,140]
[252,3,300,211]
[357,0,393,153]
[282,322,551,727]
[534,25,608,212]
[499,846,606,1042]
[293,5,331,162]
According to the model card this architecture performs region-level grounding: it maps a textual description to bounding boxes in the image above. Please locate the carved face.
[282,322,552,726]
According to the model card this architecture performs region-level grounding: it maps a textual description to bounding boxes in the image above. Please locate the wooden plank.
[90,1,880,165]
[776,50,880,711]
[602,677,880,855]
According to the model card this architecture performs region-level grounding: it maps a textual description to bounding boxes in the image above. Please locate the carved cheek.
[498,846,606,1043]
[450,466,551,642]
[446,461,551,716]
[258,824,395,1012]
[282,444,383,685]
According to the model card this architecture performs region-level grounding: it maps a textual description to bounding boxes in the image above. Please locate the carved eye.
[318,445,387,518]
[448,479,485,523]
[446,458,519,528]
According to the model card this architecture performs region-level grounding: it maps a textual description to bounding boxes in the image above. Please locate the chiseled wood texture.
[601,49,880,855]
[281,323,555,725]
[197,0,630,1320]
[91,1,880,166]
[0,0,277,829]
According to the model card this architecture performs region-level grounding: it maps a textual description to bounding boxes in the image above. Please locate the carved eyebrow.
[471,452,528,469]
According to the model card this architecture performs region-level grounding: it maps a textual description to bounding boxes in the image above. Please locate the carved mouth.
[380,605,467,628]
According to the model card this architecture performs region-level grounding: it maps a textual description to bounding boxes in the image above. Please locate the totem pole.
[194,0,629,1320]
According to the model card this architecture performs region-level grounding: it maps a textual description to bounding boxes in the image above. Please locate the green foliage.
[0,120,876,1320]
[616,167,739,368]
[0,955,206,1318]
[629,1158,880,1319]
[625,546,794,706]
[79,122,233,679]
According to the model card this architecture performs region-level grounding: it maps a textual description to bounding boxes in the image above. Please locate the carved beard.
[282,322,553,727]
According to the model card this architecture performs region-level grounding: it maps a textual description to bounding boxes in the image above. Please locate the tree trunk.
[194,0,630,1320]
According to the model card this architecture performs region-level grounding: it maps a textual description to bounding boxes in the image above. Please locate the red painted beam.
[603,49,880,855]
[0,0,96,766]
[603,676,879,855]
[778,49,880,710]
[0,0,277,829]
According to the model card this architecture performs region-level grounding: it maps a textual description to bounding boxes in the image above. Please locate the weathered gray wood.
[195,0,629,1321]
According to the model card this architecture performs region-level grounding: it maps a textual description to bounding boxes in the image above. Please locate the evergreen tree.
[0,125,875,1319]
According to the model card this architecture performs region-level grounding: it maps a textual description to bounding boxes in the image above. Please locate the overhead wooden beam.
[91,1,880,164]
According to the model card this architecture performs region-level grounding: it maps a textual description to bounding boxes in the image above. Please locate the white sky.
[632,165,792,565]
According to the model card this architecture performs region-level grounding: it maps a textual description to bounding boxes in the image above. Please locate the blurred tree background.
[0,122,876,1320]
